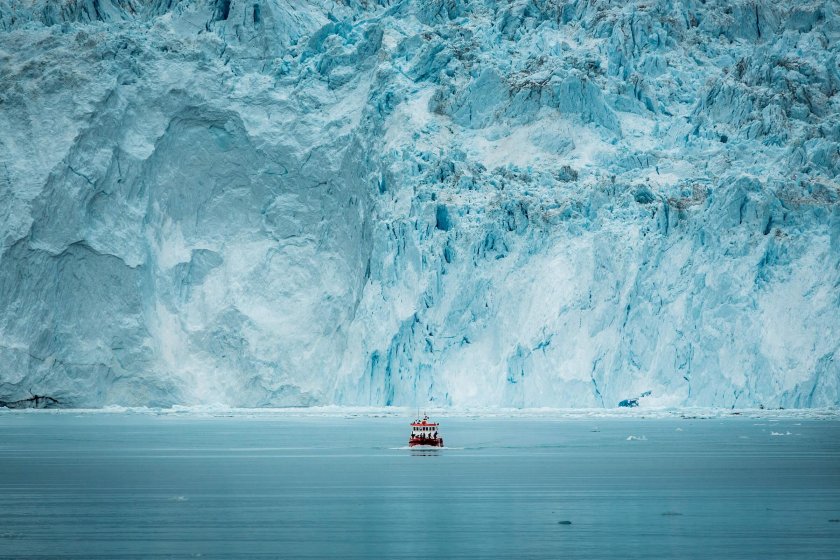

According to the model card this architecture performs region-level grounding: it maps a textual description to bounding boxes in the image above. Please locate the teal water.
[0,413,838,559]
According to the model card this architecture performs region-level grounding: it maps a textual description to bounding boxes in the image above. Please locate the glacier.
[0,0,838,408]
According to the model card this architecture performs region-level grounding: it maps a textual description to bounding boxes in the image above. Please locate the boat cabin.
[411,417,439,439]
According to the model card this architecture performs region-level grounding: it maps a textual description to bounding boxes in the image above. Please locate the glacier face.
[0,0,838,408]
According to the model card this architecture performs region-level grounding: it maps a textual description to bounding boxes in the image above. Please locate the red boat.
[409,414,444,447]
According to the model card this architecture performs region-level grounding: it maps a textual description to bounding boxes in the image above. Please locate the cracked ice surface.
[0,0,838,408]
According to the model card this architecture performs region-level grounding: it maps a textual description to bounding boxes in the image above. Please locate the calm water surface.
[0,413,838,559]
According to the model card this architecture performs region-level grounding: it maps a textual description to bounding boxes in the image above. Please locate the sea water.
[0,412,838,559]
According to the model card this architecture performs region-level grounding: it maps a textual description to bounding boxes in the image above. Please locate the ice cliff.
[0,0,838,408]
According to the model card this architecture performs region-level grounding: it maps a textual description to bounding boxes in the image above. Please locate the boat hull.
[408,438,444,447]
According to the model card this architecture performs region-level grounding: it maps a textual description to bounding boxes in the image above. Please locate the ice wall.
[0,0,838,408]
